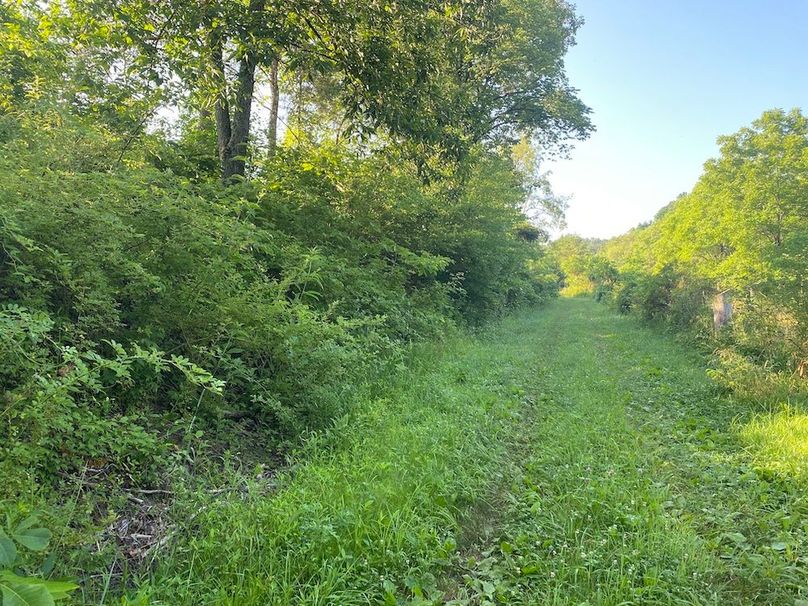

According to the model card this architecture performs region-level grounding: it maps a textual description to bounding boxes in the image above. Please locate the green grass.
[124,312,548,605]
[442,299,808,605]
[740,406,808,479]
[121,298,808,605]
[441,298,723,604]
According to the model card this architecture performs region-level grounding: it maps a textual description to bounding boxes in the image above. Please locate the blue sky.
[547,0,808,239]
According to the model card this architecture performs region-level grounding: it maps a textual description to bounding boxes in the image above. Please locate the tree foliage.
[592,109,807,376]
[548,234,603,296]
[4,0,591,180]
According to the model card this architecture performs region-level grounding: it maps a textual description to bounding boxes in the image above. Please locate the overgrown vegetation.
[110,300,808,604]
[2,0,806,603]
[0,0,587,600]
[548,234,605,296]
[0,512,77,604]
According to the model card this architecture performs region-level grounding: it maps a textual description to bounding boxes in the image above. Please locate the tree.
[549,234,603,295]
[596,108,808,371]
[60,0,591,182]
[207,0,266,181]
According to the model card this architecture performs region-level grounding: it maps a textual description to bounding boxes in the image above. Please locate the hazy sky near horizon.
[546,0,808,239]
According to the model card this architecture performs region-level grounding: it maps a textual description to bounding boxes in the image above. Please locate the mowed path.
[143,298,807,605]
[442,298,806,605]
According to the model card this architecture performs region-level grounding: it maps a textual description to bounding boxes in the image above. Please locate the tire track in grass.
[137,298,807,605]
[136,303,562,605]
[441,298,727,605]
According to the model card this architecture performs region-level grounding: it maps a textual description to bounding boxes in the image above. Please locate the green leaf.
[0,581,54,606]
[12,522,51,552]
[39,554,55,577]
[0,572,77,601]
[724,532,748,546]
[482,580,495,596]
[381,578,397,605]
[0,531,17,567]
[771,541,788,551]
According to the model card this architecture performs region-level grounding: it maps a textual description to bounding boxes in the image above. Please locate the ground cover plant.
[440,299,808,605]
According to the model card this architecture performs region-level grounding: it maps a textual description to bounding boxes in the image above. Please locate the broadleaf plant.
[0,516,76,606]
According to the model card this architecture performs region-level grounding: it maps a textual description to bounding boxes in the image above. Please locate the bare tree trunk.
[712,290,733,331]
[267,56,280,158]
[215,95,232,174]
[209,27,232,176]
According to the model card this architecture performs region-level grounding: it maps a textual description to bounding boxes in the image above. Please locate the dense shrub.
[0,115,560,500]
[548,235,604,297]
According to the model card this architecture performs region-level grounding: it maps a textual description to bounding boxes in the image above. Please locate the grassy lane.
[444,298,808,605]
[130,298,808,605]
[130,307,553,605]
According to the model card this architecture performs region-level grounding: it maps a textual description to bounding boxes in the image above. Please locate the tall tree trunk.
[209,27,232,177]
[222,50,258,181]
[208,0,265,184]
[267,56,280,158]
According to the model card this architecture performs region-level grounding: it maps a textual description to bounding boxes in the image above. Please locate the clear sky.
[547,0,808,239]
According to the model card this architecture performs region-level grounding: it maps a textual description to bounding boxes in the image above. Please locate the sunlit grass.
[128,309,547,605]
[559,275,594,298]
[740,406,808,478]
[124,299,808,605]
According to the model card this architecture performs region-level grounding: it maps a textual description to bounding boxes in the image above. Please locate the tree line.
[2,0,592,181]
[553,108,807,394]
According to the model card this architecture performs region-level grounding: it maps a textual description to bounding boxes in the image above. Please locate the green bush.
[0,116,558,502]
[0,303,223,495]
